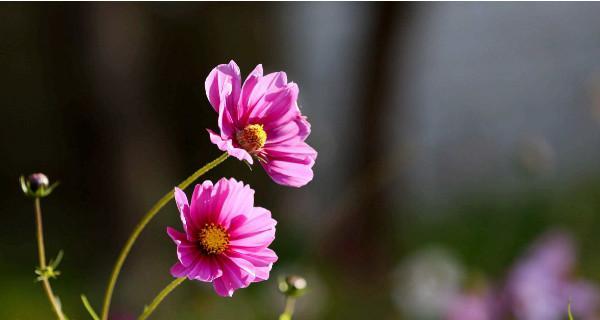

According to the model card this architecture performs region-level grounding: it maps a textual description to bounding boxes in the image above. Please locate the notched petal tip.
[166,227,186,243]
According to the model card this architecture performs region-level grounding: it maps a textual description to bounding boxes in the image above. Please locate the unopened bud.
[278,275,307,297]
[20,173,58,198]
[28,173,49,192]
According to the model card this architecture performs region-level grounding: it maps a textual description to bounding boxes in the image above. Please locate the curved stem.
[279,296,297,320]
[81,294,100,320]
[34,198,67,320]
[100,152,229,320]
[138,277,186,320]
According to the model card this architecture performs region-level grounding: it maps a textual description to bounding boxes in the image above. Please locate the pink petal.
[177,242,201,267]
[207,178,231,222]
[229,207,276,241]
[252,265,273,282]
[216,179,255,228]
[228,247,277,281]
[232,247,278,265]
[170,256,223,282]
[212,277,233,297]
[261,141,317,187]
[174,187,189,213]
[166,227,187,244]
[173,188,196,237]
[205,61,241,137]
[237,64,263,125]
[217,98,236,139]
[170,262,194,278]
[246,84,300,130]
[229,233,275,249]
[205,60,241,114]
[188,181,216,229]
[229,215,276,248]
[265,115,311,146]
[167,227,200,267]
[239,70,288,124]
[186,256,223,282]
[211,256,256,296]
[207,129,253,164]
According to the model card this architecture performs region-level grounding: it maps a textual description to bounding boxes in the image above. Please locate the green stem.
[138,277,186,320]
[100,152,229,320]
[81,294,100,320]
[279,296,296,320]
[34,198,68,320]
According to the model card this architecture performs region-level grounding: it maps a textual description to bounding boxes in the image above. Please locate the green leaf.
[81,295,100,320]
[49,250,64,269]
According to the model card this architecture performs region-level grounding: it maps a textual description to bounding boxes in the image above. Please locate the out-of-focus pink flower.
[505,230,600,320]
[205,60,317,187]
[445,291,496,320]
[167,178,278,297]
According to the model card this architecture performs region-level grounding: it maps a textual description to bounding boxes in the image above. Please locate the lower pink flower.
[167,178,278,296]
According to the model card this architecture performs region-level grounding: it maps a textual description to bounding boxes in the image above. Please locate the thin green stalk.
[34,198,68,320]
[138,277,186,320]
[100,153,229,320]
[279,297,296,320]
[568,301,575,320]
[81,295,100,320]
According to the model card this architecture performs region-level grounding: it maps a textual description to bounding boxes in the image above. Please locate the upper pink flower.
[205,60,317,187]
[167,178,278,297]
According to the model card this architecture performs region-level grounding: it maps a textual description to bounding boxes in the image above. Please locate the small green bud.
[20,173,59,198]
[278,275,307,297]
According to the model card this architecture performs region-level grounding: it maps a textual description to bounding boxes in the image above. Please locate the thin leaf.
[19,175,28,194]
[243,160,254,171]
[81,295,100,320]
[49,250,64,269]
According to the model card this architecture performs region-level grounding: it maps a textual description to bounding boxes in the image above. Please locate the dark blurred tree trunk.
[37,4,119,268]
[323,1,415,312]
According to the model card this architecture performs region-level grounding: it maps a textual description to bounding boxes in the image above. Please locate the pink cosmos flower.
[505,231,600,320]
[205,60,317,187]
[445,291,496,320]
[167,178,278,297]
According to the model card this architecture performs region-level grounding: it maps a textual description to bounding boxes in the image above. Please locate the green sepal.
[35,250,63,281]
[243,160,254,171]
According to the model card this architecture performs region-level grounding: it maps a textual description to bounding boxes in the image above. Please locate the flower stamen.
[199,223,229,255]
[236,124,267,153]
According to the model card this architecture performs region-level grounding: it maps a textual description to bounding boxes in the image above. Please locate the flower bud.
[278,275,307,297]
[20,173,58,198]
[28,173,49,192]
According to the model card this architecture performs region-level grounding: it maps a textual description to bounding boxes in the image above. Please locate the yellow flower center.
[199,223,229,255]
[236,124,267,153]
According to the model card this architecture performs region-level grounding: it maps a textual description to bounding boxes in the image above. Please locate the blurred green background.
[2,2,600,319]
